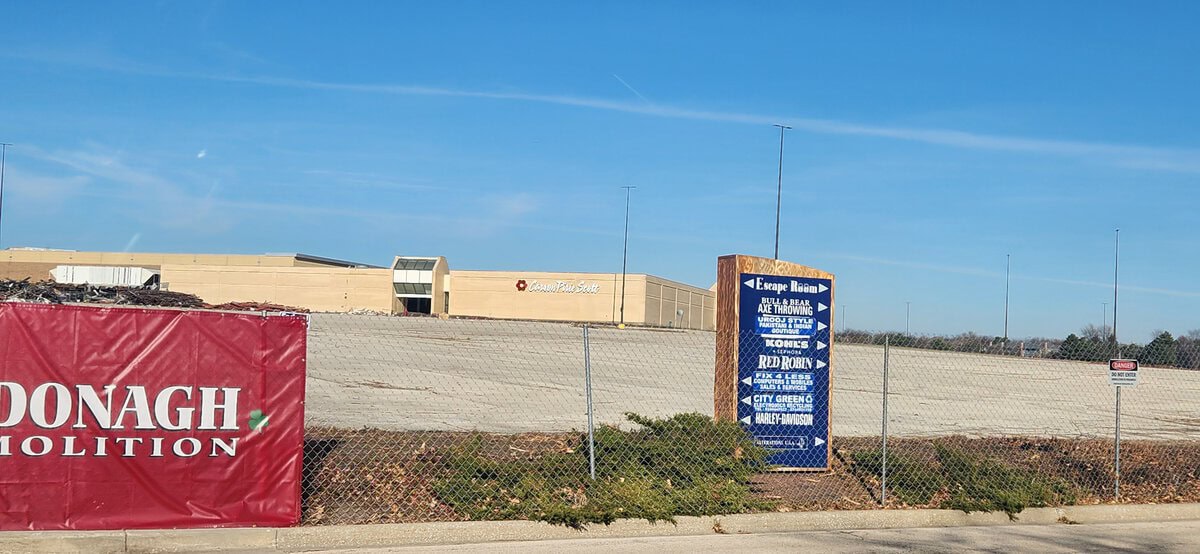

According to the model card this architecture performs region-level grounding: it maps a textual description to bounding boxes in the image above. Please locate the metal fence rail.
[299,314,1200,525]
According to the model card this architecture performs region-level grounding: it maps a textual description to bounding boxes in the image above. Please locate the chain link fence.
[299,314,1200,526]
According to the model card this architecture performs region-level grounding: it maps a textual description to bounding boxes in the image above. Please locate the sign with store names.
[737,272,833,470]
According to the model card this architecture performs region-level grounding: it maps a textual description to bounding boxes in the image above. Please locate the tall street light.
[1102,302,1109,338]
[1003,254,1011,342]
[772,124,791,260]
[905,301,911,336]
[0,143,10,249]
[619,185,636,326]
[1112,228,1120,355]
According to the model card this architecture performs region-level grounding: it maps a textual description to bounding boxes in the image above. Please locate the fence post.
[1114,342,1122,500]
[1115,385,1121,500]
[882,336,889,506]
[584,324,596,480]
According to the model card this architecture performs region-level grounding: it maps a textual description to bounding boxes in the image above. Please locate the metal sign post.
[881,336,889,505]
[1108,359,1139,500]
[1115,385,1121,500]
[584,325,596,480]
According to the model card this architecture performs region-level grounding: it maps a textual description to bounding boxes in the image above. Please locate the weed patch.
[850,443,1078,517]
[936,444,1079,518]
[432,413,773,528]
[850,448,945,506]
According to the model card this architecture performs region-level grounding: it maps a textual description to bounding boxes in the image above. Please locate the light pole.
[619,185,636,326]
[1112,227,1121,501]
[841,304,846,333]
[1003,254,1011,342]
[1102,302,1108,339]
[905,301,911,336]
[772,124,791,260]
[1112,229,1120,355]
[0,143,10,249]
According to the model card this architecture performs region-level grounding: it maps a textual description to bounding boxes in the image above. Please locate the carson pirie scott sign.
[715,255,834,471]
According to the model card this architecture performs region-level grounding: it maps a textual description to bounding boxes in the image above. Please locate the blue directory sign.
[737,272,832,469]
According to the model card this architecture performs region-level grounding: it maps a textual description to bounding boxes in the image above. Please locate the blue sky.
[1,2,1198,340]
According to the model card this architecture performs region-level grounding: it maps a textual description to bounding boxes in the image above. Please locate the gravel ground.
[305,314,1200,440]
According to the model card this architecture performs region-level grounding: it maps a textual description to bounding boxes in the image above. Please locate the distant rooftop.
[3,247,380,269]
[263,252,382,268]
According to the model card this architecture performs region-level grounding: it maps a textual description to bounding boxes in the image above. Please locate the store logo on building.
[516,279,600,294]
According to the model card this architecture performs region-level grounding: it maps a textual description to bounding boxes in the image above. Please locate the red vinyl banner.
[0,303,307,530]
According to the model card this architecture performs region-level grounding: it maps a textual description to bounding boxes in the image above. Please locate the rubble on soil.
[0,279,308,313]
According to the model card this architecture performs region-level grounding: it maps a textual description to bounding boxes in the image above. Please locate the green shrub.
[850,448,945,505]
[851,444,1079,518]
[432,412,772,528]
[936,445,1079,519]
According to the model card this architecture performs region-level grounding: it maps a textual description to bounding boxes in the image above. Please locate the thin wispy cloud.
[203,41,270,65]
[196,149,207,159]
[16,144,560,239]
[1019,275,1200,299]
[3,169,90,203]
[829,253,1200,298]
[301,170,440,191]
[20,144,236,232]
[12,50,1200,174]
[826,253,998,278]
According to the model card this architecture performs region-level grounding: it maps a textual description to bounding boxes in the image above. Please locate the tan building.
[0,248,715,330]
[447,270,713,329]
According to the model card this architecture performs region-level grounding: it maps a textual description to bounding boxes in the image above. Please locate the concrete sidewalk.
[315,520,1200,554]
[3,504,1200,553]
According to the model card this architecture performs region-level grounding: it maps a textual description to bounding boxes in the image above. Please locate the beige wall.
[448,270,635,324]
[0,261,56,281]
[446,270,714,330]
[161,265,393,313]
[0,250,309,270]
[644,275,717,331]
[1,249,715,328]
[428,257,451,314]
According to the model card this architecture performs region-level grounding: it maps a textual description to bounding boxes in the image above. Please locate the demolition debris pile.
[0,279,205,307]
[206,301,310,313]
[0,279,308,313]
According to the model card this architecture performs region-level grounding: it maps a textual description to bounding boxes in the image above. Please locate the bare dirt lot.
[305,314,1200,440]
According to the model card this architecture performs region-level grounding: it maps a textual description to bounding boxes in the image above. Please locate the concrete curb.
[5,503,1200,553]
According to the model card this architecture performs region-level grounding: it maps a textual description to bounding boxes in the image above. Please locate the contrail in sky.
[612,73,652,104]
[12,50,1200,173]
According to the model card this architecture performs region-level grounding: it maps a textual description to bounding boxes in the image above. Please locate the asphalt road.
[305,314,1200,439]
[308,520,1200,553]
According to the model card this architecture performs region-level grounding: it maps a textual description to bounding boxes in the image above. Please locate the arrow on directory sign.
[814,437,825,447]
[740,416,751,425]
[818,322,827,331]
[742,376,752,386]
[818,302,828,312]
[818,284,828,293]
[741,396,752,406]
[817,341,827,350]
[743,278,755,288]
[817,360,827,369]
